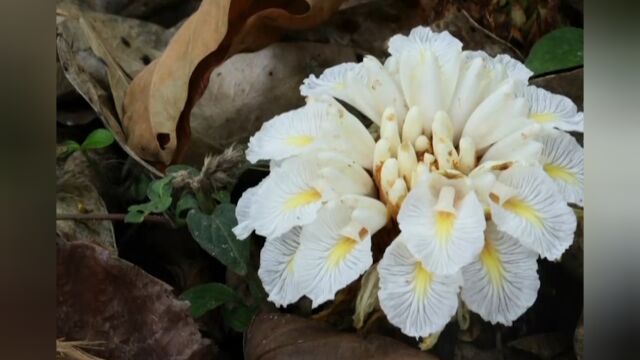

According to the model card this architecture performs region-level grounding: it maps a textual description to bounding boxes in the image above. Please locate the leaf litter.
[56,0,584,359]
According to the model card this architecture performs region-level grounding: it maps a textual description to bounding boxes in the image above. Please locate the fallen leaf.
[245,312,439,360]
[57,240,214,359]
[57,3,164,176]
[56,151,117,255]
[186,42,357,161]
[123,0,345,166]
[123,0,232,165]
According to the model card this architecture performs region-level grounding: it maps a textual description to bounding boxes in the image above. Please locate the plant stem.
[56,213,171,225]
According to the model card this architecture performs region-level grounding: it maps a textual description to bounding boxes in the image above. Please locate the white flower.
[234,26,583,339]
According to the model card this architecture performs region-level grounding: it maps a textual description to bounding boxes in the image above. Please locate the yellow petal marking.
[286,135,314,147]
[327,236,358,269]
[503,197,543,228]
[284,189,322,211]
[286,256,296,274]
[479,239,504,286]
[530,112,556,124]
[544,163,578,184]
[414,263,433,300]
[435,211,456,244]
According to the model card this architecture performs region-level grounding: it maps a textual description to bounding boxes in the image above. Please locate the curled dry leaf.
[56,151,117,255]
[123,0,345,166]
[186,42,357,162]
[245,313,438,360]
[57,2,166,176]
[57,240,214,359]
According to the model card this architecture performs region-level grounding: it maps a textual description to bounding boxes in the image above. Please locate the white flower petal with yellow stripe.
[246,99,375,169]
[250,152,374,239]
[295,198,384,307]
[489,165,577,260]
[537,129,584,206]
[461,222,540,325]
[258,226,305,307]
[397,174,486,274]
[524,85,584,132]
[378,238,462,338]
[246,102,330,164]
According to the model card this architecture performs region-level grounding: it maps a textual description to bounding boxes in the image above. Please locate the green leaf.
[187,204,249,275]
[124,208,147,223]
[222,304,256,332]
[526,27,583,75]
[179,283,240,318]
[212,191,231,204]
[176,192,199,220]
[80,128,115,150]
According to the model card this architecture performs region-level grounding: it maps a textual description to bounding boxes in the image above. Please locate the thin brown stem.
[56,213,171,225]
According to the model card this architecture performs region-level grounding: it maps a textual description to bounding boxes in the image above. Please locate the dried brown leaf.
[56,151,117,255]
[123,0,345,167]
[57,240,214,359]
[245,312,439,360]
[57,3,164,176]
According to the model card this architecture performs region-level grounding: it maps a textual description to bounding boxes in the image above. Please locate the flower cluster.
[233,27,583,338]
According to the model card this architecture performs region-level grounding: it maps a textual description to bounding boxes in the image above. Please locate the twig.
[56,213,171,225]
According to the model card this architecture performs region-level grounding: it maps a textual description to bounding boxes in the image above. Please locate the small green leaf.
[222,304,256,332]
[176,192,199,220]
[180,283,240,318]
[212,191,231,204]
[145,177,173,212]
[124,208,147,223]
[187,204,249,275]
[63,140,81,152]
[80,128,115,150]
[526,27,583,75]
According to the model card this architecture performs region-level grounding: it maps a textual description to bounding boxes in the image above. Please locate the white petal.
[480,124,543,165]
[537,129,584,206]
[361,56,408,123]
[300,63,379,123]
[295,202,373,307]
[461,80,530,151]
[398,181,486,274]
[232,180,264,240]
[258,227,305,307]
[493,54,533,82]
[251,156,325,239]
[391,27,462,127]
[246,102,334,163]
[325,99,376,169]
[489,165,577,260]
[378,238,462,338]
[315,152,376,197]
[448,55,492,140]
[524,86,583,132]
[461,222,540,325]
